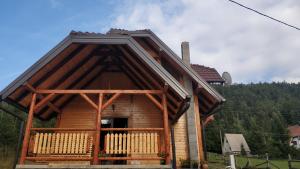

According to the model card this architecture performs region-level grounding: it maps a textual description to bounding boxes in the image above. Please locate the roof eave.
[0,35,73,99]
[129,30,225,103]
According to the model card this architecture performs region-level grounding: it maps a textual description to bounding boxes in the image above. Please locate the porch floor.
[16,164,172,169]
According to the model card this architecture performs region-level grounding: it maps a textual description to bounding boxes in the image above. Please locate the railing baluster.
[59,133,64,154]
[131,133,135,154]
[110,133,114,154]
[127,133,131,155]
[37,133,43,154]
[33,133,39,154]
[114,133,118,154]
[63,133,68,154]
[118,133,122,154]
[146,133,150,154]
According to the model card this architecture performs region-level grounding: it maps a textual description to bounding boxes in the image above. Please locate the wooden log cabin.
[0,29,225,168]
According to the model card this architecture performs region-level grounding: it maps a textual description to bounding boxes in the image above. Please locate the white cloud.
[111,0,300,83]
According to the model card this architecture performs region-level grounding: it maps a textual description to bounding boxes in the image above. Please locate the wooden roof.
[0,29,225,119]
[191,64,225,83]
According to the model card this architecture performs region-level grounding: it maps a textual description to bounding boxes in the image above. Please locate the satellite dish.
[222,72,232,85]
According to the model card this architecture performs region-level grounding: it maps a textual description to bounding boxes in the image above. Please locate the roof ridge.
[69,30,104,36]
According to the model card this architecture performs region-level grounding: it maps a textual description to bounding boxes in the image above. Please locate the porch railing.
[25,128,165,162]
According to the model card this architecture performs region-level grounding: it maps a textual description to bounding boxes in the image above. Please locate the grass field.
[208,153,300,169]
[0,149,15,169]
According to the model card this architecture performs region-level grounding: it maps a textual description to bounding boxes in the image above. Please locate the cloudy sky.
[0,0,299,90]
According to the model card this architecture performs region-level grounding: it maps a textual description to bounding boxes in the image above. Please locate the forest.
[0,82,300,163]
[206,82,300,159]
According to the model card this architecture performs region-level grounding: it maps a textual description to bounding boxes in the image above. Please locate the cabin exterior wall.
[58,72,164,164]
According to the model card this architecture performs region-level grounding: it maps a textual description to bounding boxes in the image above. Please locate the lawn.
[208,153,300,169]
[0,149,15,169]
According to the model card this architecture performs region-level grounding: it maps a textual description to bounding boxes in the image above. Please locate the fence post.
[288,154,292,169]
[229,154,236,169]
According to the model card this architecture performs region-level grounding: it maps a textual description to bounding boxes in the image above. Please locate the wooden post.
[194,94,204,162]
[162,92,171,164]
[19,93,37,164]
[93,93,103,164]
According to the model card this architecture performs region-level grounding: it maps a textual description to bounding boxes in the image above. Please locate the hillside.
[206,82,300,158]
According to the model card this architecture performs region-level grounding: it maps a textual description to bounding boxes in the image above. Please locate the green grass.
[0,149,15,169]
[208,153,300,169]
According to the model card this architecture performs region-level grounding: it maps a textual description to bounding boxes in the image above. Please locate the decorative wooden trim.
[36,89,163,94]
[34,93,55,111]
[79,93,98,110]
[93,93,103,164]
[102,93,121,110]
[20,93,37,164]
[101,128,164,131]
[145,93,163,111]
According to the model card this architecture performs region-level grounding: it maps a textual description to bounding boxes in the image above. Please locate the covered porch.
[20,88,173,165]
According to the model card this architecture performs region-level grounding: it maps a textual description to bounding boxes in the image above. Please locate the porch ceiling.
[0,34,189,120]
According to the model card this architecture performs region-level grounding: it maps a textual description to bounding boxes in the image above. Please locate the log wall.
[58,72,165,164]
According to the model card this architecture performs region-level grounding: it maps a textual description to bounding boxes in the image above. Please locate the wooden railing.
[99,128,164,161]
[104,132,159,155]
[30,132,93,156]
[26,128,95,161]
[25,128,165,162]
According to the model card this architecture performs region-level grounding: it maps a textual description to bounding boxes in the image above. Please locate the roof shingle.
[191,64,224,83]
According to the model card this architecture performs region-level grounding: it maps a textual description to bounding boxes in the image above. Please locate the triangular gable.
[0,33,189,102]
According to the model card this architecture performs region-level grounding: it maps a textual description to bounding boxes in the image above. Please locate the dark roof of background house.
[288,125,300,137]
[191,64,225,83]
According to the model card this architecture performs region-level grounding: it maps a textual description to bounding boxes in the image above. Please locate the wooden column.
[162,93,171,164]
[194,94,204,161]
[19,93,37,164]
[93,93,103,164]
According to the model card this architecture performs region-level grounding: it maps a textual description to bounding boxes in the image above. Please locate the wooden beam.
[79,93,98,110]
[115,53,180,113]
[16,44,85,102]
[145,93,163,111]
[26,157,92,161]
[19,93,36,164]
[102,93,121,110]
[34,93,55,111]
[117,46,162,88]
[24,83,61,114]
[98,157,163,160]
[116,46,181,111]
[93,93,103,164]
[162,93,171,164]
[30,128,95,131]
[194,94,204,162]
[36,89,163,94]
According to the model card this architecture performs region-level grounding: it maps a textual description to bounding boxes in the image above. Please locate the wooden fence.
[288,155,300,169]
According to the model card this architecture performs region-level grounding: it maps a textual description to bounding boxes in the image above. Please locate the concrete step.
[16,164,172,169]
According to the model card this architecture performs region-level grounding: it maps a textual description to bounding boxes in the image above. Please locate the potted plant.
[158,152,167,165]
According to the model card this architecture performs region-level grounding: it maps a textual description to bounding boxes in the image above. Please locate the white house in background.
[288,125,300,149]
[223,133,251,155]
